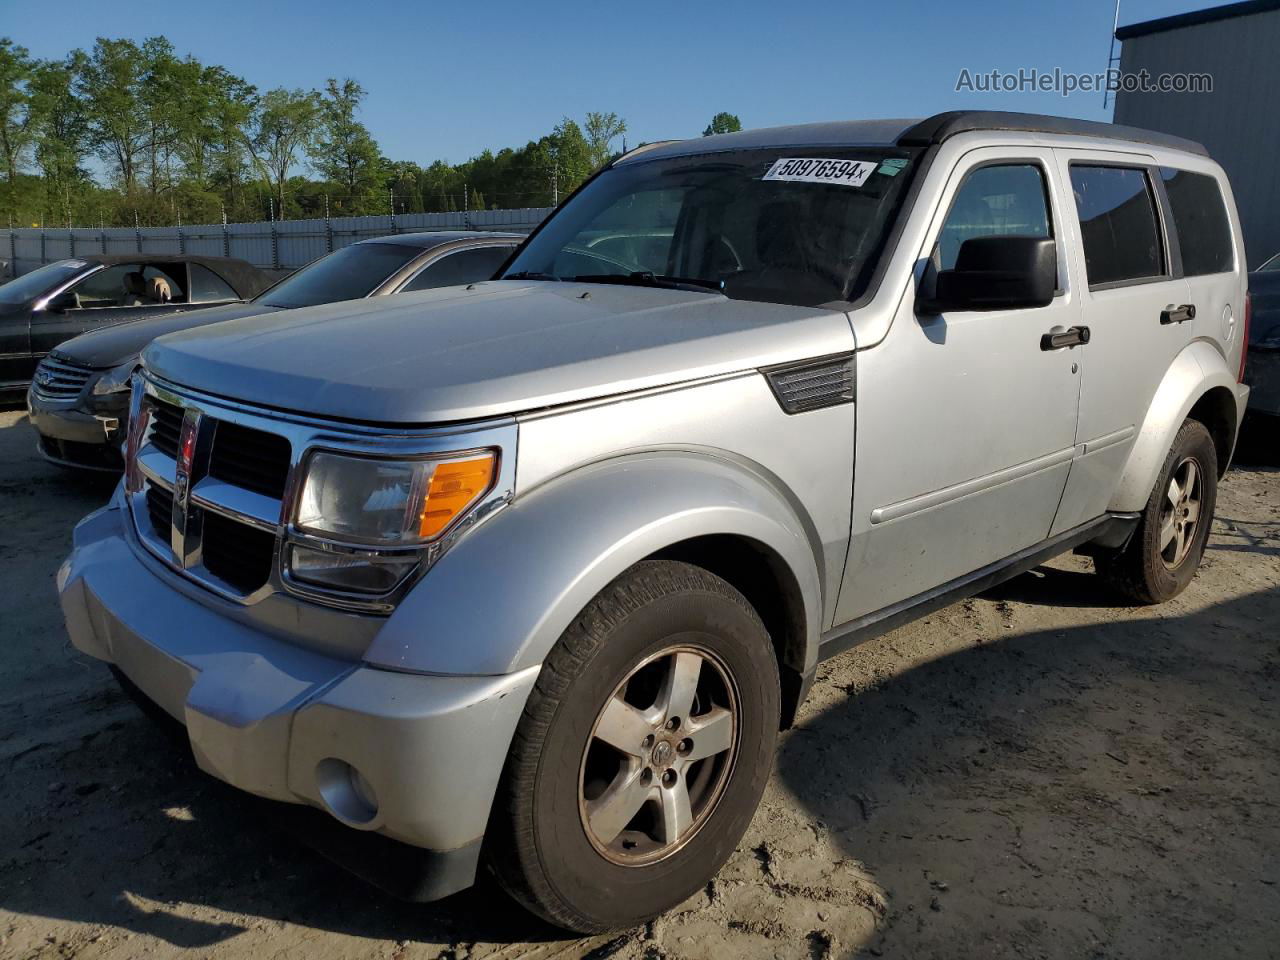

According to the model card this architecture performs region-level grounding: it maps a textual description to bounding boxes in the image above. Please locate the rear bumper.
[58,493,539,899]
[27,388,127,471]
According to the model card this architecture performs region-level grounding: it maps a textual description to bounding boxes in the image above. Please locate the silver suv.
[58,112,1250,933]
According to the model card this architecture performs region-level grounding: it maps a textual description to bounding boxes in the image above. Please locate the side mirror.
[917,236,1056,314]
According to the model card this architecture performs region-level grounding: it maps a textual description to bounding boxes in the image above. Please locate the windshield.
[258,242,421,308]
[502,147,918,306]
[0,259,91,306]
[1261,251,1280,272]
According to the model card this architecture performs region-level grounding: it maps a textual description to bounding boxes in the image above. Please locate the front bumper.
[58,493,539,900]
[1244,348,1280,417]
[27,387,128,471]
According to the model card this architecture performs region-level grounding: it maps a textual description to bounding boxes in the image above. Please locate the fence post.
[68,227,75,259]
[221,206,230,258]
[268,197,279,271]
[389,189,398,235]
[324,194,333,253]
[177,211,185,255]
[40,226,46,266]
[134,212,142,253]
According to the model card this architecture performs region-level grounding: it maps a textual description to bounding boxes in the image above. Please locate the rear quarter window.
[1160,168,1234,276]
[1069,165,1165,287]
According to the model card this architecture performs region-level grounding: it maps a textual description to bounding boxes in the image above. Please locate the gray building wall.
[1115,5,1280,268]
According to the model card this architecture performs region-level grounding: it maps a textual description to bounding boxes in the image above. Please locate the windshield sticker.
[876,158,909,177]
[763,158,877,187]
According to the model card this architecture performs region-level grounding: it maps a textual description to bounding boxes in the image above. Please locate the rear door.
[1049,151,1193,534]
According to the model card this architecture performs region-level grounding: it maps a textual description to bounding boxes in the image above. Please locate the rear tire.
[486,559,780,933]
[1097,418,1218,604]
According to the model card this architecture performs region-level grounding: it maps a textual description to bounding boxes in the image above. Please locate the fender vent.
[763,353,856,414]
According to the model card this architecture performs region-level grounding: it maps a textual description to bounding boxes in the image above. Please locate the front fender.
[364,452,824,677]
[1109,339,1241,513]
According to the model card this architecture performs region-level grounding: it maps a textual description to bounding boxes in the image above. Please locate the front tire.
[1098,418,1218,604]
[487,560,780,933]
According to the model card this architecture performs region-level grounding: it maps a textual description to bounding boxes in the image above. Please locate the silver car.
[57,111,1250,932]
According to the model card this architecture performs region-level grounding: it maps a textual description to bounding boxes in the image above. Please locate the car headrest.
[123,271,148,295]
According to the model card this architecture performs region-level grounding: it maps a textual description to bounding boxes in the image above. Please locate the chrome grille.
[130,387,292,602]
[32,356,94,400]
[124,374,516,613]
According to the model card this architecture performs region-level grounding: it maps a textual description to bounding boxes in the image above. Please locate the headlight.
[92,360,139,395]
[288,449,497,595]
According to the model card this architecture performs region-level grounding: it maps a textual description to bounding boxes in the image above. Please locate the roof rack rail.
[897,110,1208,157]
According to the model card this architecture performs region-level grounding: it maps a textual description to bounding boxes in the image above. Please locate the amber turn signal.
[418,453,497,538]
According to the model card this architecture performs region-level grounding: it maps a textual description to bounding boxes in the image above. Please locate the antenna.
[1103,0,1122,112]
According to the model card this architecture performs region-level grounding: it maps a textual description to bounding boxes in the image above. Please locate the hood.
[54,302,281,368]
[144,281,855,424]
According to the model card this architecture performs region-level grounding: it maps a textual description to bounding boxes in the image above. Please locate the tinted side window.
[1160,168,1233,276]
[69,264,141,307]
[188,263,239,302]
[402,246,514,291]
[1069,166,1164,286]
[937,164,1051,271]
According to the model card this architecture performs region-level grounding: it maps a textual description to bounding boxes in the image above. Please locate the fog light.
[316,758,379,826]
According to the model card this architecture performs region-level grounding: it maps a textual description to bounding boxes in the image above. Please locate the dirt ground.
[1,405,1277,960]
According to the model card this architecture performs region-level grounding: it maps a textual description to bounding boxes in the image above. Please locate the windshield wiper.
[572,272,724,294]
[505,271,561,281]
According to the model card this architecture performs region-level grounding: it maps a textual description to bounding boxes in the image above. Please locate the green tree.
[551,118,593,195]
[243,87,320,219]
[77,38,148,194]
[29,56,89,224]
[0,38,35,219]
[702,112,742,136]
[583,111,626,169]
[312,78,380,212]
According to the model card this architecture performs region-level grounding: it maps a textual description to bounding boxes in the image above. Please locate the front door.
[29,262,190,362]
[836,148,1084,623]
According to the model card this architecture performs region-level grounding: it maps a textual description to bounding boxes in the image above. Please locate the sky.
[1,0,1222,167]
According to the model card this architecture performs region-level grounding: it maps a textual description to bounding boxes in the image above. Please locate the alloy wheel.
[578,644,739,866]
[1160,455,1203,569]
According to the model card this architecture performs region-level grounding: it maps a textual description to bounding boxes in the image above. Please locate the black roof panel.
[897,110,1209,156]
[1115,0,1280,40]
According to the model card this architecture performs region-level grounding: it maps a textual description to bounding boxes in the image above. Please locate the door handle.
[1040,325,1091,350]
[1160,303,1196,325]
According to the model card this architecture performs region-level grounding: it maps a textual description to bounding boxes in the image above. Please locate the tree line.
[0,35,742,228]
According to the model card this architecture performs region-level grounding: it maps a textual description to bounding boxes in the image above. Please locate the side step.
[818,513,1137,662]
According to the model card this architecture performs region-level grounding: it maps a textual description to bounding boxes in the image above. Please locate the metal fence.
[1,207,554,278]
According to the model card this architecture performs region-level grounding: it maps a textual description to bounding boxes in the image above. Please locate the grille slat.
[209,421,291,499]
[200,509,276,594]
[148,399,185,459]
[144,483,173,541]
[32,356,94,399]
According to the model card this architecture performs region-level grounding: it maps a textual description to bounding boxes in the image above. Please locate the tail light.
[1239,291,1251,382]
